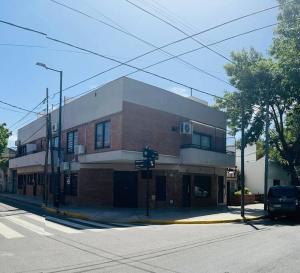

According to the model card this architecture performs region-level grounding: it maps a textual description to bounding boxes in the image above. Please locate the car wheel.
[268,209,275,220]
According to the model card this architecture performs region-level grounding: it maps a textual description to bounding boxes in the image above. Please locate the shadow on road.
[249,216,300,228]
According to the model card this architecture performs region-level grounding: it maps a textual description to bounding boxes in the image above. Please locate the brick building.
[9,77,234,208]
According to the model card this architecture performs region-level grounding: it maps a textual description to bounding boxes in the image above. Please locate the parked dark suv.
[268,186,300,219]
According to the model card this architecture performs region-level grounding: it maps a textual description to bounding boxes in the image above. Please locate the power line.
[146,0,199,34]
[124,23,279,79]
[1,0,291,97]
[0,105,25,114]
[125,0,233,63]
[0,17,284,110]
[49,0,231,86]
[45,35,224,99]
[59,21,278,97]
[9,99,45,130]
[115,0,292,65]
[0,43,91,54]
[0,3,292,108]
[20,123,46,144]
[47,1,293,95]
[0,99,40,114]
[0,20,46,36]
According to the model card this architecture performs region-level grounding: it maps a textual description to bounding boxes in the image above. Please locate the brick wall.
[62,112,122,161]
[122,101,225,156]
[73,168,114,206]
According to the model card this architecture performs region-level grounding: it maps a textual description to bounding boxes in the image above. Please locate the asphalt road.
[0,198,300,273]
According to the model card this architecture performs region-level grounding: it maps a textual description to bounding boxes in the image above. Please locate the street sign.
[135,159,156,169]
[135,160,146,169]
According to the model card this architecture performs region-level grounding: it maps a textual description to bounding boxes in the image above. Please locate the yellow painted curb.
[42,205,267,225]
[131,215,267,225]
[42,206,90,221]
[61,210,89,220]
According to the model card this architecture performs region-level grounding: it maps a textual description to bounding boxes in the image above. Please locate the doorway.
[227,182,231,205]
[113,171,138,208]
[182,175,191,207]
[218,176,225,204]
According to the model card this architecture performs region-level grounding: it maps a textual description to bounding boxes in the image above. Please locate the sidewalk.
[0,193,267,224]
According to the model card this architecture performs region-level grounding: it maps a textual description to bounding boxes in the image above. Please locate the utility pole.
[264,98,270,211]
[36,62,63,210]
[136,147,158,217]
[146,160,150,217]
[43,88,49,206]
[54,70,63,210]
[240,100,245,218]
[48,113,55,206]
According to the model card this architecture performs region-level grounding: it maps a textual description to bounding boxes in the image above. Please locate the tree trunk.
[288,165,299,186]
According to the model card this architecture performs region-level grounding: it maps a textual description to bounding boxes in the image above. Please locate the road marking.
[69,218,125,231]
[46,216,95,230]
[6,216,52,236]
[24,214,82,234]
[0,222,24,239]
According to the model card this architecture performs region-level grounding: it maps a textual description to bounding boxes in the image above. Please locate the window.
[95,121,111,149]
[18,145,27,156]
[156,176,166,201]
[194,175,211,197]
[64,174,78,196]
[192,133,212,150]
[67,131,78,153]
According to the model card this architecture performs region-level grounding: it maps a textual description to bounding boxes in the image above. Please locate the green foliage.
[215,0,300,184]
[234,187,252,196]
[0,123,10,156]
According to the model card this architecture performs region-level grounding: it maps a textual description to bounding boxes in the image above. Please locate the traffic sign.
[135,160,146,169]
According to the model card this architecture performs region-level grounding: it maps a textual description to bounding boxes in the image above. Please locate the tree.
[0,123,10,155]
[215,0,300,184]
[0,123,11,172]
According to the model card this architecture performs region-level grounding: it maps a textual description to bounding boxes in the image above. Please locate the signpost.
[135,146,159,216]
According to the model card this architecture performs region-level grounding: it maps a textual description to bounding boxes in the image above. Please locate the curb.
[0,196,267,225]
[43,206,89,221]
[42,205,267,225]
[130,215,267,225]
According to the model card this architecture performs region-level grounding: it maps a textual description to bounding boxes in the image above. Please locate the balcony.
[9,151,58,169]
[180,145,235,168]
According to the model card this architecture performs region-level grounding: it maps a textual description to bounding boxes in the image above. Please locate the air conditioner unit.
[15,140,21,146]
[52,123,58,133]
[180,122,193,134]
[74,145,85,155]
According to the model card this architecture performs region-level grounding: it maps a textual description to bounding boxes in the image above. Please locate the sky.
[0,0,279,147]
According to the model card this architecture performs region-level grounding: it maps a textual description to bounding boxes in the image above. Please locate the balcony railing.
[180,146,235,168]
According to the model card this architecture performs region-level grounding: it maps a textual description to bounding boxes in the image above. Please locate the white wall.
[123,77,227,129]
[17,77,227,144]
[18,78,124,144]
[236,144,290,194]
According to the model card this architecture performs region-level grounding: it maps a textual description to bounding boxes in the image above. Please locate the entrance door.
[182,175,191,207]
[227,182,231,205]
[218,176,225,204]
[23,175,27,195]
[33,174,37,196]
[113,171,138,208]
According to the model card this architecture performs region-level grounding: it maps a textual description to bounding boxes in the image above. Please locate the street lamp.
[36,62,63,210]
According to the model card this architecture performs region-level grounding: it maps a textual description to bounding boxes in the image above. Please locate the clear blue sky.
[1,0,278,146]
